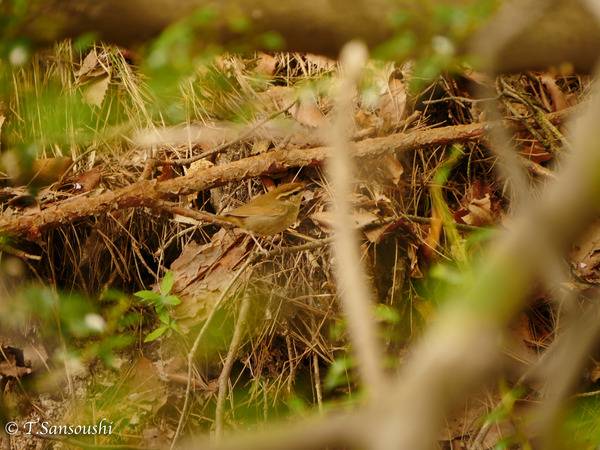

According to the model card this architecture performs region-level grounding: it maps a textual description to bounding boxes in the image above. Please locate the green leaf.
[228,15,250,33]
[134,290,161,301]
[171,321,185,336]
[429,264,464,285]
[390,10,415,27]
[287,395,307,413]
[156,306,170,325]
[161,270,174,295]
[374,304,401,325]
[329,319,347,340]
[163,294,181,306]
[325,356,354,391]
[144,326,167,342]
[260,32,285,51]
[373,30,416,61]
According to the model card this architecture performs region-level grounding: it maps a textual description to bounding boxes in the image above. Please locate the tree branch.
[0,108,574,239]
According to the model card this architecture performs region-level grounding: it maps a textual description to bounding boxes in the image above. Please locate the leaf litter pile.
[0,43,597,448]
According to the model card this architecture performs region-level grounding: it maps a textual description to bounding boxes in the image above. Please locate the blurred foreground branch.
[9,0,600,73]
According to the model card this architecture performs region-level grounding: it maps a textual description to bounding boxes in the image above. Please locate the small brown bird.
[217,182,304,237]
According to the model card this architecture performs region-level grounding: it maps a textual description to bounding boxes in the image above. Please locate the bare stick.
[215,294,251,441]
[313,352,323,414]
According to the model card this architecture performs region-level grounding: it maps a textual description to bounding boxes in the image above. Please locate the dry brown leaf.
[82,74,110,107]
[461,68,495,87]
[124,357,168,412]
[171,229,250,330]
[0,351,30,377]
[354,109,374,130]
[512,312,537,345]
[504,312,540,367]
[73,167,101,193]
[363,225,388,243]
[261,85,296,110]
[407,244,423,278]
[75,50,99,78]
[170,231,234,288]
[156,164,174,182]
[368,155,404,186]
[517,131,554,163]
[142,428,173,449]
[4,154,73,187]
[251,139,271,155]
[454,179,502,227]
[186,159,213,175]
[290,101,328,128]
[0,360,29,377]
[171,214,202,226]
[463,196,493,226]
[363,215,415,244]
[379,78,407,126]
[374,193,395,217]
[382,155,404,185]
[255,51,277,76]
[30,156,72,186]
[305,53,337,71]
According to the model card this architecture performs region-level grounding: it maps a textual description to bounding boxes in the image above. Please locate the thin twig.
[501,77,566,145]
[132,242,158,279]
[401,214,483,233]
[313,352,323,414]
[499,77,565,154]
[0,244,41,260]
[215,294,251,441]
[155,200,233,228]
[572,389,600,398]
[285,328,295,395]
[160,196,486,241]
[516,154,556,179]
[422,95,500,105]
